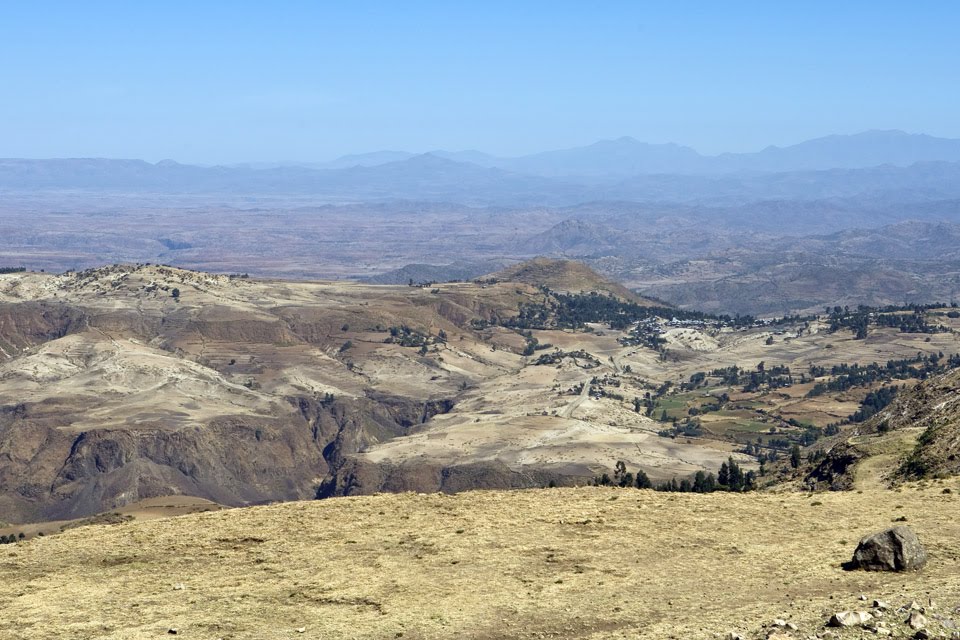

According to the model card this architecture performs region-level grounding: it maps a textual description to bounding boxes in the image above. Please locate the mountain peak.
[489,257,652,303]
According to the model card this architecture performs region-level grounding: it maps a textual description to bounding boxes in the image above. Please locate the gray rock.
[851,525,927,572]
[908,611,929,630]
[829,611,874,627]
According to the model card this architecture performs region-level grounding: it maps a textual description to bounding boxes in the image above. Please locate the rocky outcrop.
[851,525,927,572]
[803,441,866,491]
[0,393,458,523]
[317,457,579,498]
[0,302,88,357]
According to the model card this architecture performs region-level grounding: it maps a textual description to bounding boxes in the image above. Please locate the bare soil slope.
[805,366,960,490]
[1,486,958,639]
[488,257,649,302]
[2,263,957,522]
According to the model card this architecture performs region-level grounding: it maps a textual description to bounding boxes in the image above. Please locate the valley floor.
[2,485,959,639]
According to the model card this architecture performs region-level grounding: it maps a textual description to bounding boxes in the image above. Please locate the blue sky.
[1,1,957,163]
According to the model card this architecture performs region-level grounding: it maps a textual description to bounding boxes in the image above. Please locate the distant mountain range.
[315,130,960,177]
[4,130,960,206]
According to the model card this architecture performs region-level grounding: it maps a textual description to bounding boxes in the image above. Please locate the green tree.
[718,462,729,487]
[727,458,745,491]
[693,470,717,493]
[635,470,652,489]
[613,461,628,486]
[790,444,802,469]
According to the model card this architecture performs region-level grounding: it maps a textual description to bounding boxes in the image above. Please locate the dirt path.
[562,379,591,418]
[850,427,923,490]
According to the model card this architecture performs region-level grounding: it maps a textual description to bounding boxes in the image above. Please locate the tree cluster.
[848,386,900,423]
[503,291,805,332]
[384,325,434,348]
[825,304,951,339]
[594,458,755,493]
[807,352,959,397]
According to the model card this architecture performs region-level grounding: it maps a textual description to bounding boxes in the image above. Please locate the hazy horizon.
[2,128,956,167]
[2,2,958,164]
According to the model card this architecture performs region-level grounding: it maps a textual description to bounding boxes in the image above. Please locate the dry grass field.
[2,485,959,639]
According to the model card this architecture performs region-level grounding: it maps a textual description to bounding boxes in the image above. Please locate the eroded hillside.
[0,264,545,520]
[804,365,960,490]
[1,261,958,522]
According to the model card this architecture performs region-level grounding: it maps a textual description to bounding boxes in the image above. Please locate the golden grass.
[2,486,959,639]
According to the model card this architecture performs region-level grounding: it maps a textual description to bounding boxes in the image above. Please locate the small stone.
[168,630,178,636]
[829,611,874,627]
[774,619,788,627]
[874,600,891,610]
[860,595,869,601]
[295,629,306,634]
[908,611,928,630]
[910,601,924,611]
[866,620,891,635]
[173,583,185,590]
[726,634,745,640]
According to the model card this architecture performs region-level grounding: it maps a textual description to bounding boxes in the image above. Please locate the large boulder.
[851,525,927,571]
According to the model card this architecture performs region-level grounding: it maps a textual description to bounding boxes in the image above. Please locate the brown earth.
[1,262,957,524]
[1,485,959,639]
[805,365,960,490]
[488,257,648,302]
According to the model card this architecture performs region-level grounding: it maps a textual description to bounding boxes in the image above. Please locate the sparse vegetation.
[595,458,753,493]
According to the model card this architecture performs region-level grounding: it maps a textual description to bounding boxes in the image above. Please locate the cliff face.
[317,457,572,498]
[0,301,88,353]
[0,265,510,522]
[0,392,456,522]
